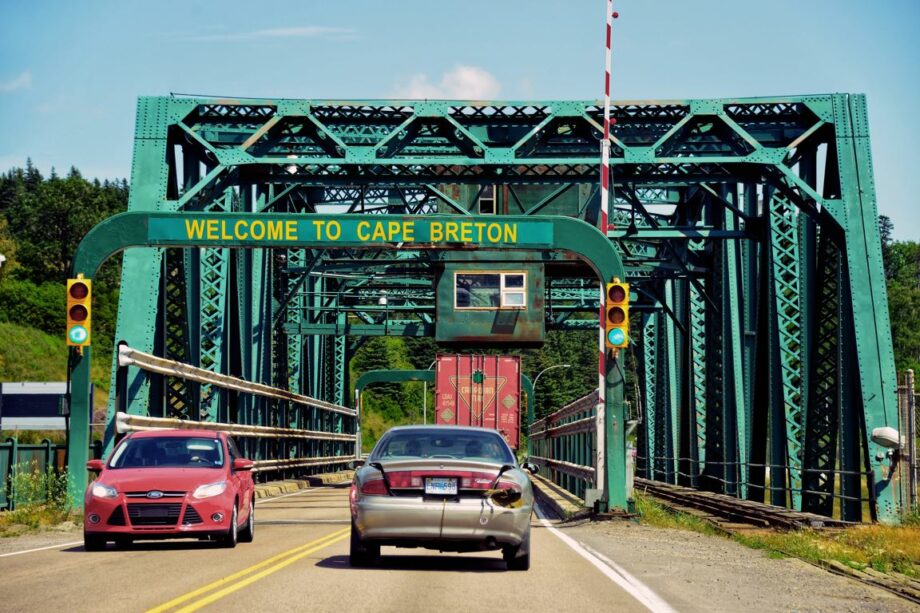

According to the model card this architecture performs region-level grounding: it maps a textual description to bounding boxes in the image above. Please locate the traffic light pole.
[604,350,628,511]
[67,347,92,506]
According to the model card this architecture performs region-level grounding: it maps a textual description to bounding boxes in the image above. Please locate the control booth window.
[479,185,496,215]
[455,272,526,309]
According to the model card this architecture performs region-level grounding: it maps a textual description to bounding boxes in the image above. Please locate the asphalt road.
[0,485,659,613]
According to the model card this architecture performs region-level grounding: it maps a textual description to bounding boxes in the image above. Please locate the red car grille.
[127,503,182,526]
[182,505,204,525]
[107,506,126,526]
[125,491,186,498]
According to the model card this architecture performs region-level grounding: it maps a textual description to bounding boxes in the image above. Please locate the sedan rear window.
[372,429,514,464]
[109,437,224,469]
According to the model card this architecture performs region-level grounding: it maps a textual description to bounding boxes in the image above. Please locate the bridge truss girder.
[102,93,899,522]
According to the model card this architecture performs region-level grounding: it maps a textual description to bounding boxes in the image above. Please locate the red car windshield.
[109,437,225,469]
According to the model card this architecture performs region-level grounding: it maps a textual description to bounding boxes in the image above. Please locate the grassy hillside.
[0,321,110,413]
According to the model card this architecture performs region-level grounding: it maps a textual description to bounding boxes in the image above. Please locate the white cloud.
[191,26,356,42]
[0,71,32,94]
[391,65,502,100]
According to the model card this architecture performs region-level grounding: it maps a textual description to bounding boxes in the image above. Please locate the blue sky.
[1,0,917,238]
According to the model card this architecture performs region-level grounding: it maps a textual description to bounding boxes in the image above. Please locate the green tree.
[5,167,126,284]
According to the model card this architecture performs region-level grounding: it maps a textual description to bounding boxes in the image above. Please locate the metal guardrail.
[115,345,359,473]
[115,412,356,473]
[1,438,101,511]
[529,390,599,499]
[118,345,356,417]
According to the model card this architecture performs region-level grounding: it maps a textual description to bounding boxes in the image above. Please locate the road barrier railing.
[115,413,355,473]
[112,345,357,477]
[1,438,100,511]
[529,390,599,500]
[118,345,356,417]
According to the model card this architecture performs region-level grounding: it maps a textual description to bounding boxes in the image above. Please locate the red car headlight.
[193,481,228,499]
[91,483,118,499]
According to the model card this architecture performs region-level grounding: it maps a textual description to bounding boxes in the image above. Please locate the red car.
[83,429,256,550]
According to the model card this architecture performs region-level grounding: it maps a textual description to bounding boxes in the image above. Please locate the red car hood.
[98,467,227,493]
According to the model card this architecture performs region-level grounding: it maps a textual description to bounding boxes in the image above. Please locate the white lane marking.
[535,504,677,613]
[256,485,334,504]
[0,540,84,558]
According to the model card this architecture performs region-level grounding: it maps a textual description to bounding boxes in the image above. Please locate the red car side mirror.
[232,458,254,472]
[86,459,104,472]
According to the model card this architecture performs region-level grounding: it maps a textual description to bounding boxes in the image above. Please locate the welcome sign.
[147,215,555,248]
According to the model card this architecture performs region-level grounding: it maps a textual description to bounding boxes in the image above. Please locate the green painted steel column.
[664,280,680,482]
[833,94,900,522]
[723,207,747,496]
[605,352,627,509]
[67,348,92,507]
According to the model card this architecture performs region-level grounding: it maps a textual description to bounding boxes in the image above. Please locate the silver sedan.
[349,425,538,570]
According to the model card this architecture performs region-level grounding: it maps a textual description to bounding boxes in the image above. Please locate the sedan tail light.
[495,478,523,493]
[360,478,388,496]
[359,470,518,493]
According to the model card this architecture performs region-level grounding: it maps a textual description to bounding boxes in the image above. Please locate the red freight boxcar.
[434,354,521,450]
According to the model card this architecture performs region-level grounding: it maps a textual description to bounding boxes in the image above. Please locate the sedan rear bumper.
[354,495,532,549]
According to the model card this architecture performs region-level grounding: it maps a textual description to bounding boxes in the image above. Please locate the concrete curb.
[254,470,354,499]
[530,473,590,520]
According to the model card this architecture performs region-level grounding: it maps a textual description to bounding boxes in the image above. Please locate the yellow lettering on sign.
[250,220,266,240]
[206,220,218,240]
[312,220,325,240]
[403,220,415,242]
[445,221,459,242]
[285,220,297,240]
[357,220,371,240]
[185,219,206,240]
[474,222,486,242]
[486,223,502,242]
[267,220,283,241]
[430,221,443,242]
[221,221,232,240]
[371,222,387,241]
[386,221,399,240]
[460,222,473,242]
[327,221,341,240]
[504,223,517,243]
[234,220,249,239]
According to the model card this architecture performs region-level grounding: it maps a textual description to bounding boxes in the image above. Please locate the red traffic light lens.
[607,285,626,303]
[69,282,89,300]
[607,306,626,325]
[69,304,88,323]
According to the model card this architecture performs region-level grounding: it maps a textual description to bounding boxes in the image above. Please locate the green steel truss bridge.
[66,93,900,522]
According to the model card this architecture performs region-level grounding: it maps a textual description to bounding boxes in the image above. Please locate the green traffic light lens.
[607,328,626,346]
[68,325,88,344]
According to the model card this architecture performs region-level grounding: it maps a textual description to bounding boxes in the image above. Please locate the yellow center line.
[146,527,349,613]
[176,532,351,612]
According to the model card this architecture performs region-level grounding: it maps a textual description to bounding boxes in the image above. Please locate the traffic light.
[66,278,91,347]
[605,281,629,350]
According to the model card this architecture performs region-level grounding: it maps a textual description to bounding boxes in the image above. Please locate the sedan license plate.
[425,477,458,495]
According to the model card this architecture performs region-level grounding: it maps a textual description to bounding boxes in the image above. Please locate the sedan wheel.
[239,499,255,543]
[83,531,106,552]
[503,526,531,571]
[222,505,238,548]
[349,520,379,567]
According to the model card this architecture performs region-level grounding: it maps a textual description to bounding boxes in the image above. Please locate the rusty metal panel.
[434,354,521,449]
